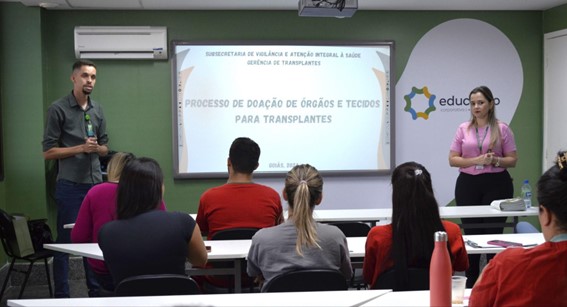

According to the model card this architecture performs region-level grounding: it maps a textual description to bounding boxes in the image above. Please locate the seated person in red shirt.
[196,137,283,290]
[363,162,469,290]
[469,151,567,306]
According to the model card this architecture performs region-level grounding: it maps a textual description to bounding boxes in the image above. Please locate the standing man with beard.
[43,60,108,297]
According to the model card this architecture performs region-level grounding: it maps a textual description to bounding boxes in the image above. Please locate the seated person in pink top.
[363,162,469,290]
[71,152,167,292]
[470,151,567,306]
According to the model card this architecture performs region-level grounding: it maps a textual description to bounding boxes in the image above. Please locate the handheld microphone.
[85,113,95,138]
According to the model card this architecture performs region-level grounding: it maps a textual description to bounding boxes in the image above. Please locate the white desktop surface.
[463,233,544,254]
[7,290,392,307]
[44,237,368,260]
[361,289,472,306]
[45,233,544,261]
[65,206,535,230]
[438,206,538,219]
[308,206,538,222]
[43,243,104,260]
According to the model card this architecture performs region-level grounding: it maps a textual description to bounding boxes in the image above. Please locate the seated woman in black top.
[98,157,208,286]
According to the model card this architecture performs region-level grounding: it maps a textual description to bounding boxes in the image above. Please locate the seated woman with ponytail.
[246,164,352,291]
[363,161,469,290]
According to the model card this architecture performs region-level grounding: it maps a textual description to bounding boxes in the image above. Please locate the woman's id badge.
[475,164,484,170]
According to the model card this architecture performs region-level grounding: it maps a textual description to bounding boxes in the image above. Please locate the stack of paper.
[490,198,526,211]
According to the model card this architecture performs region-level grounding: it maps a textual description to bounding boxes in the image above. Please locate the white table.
[7,289,392,307]
[310,206,538,227]
[44,240,252,292]
[361,289,472,306]
[463,233,544,254]
[309,206,539,231]
[67,207,537,230]
[44,237,368,261]
[44,237,368,294]
[44,232,543,294]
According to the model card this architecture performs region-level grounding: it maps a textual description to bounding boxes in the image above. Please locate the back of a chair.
[515,221,540,233]
[211,228,259,240]
[0,209,17,258]
[328,222,371,237]
[115,274,200,296]
[372,267,429,291]
[265,269,348,292]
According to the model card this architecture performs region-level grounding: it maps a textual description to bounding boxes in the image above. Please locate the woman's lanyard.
[475,126,489,154]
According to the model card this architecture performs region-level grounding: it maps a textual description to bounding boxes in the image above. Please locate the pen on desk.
[465,240,480,248]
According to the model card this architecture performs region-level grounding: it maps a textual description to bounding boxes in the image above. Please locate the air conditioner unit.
[74,26,167,60]
[298,0,357,18]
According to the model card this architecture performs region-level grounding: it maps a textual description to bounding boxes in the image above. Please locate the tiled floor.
[0,257,89,307]
[1,279,88,307]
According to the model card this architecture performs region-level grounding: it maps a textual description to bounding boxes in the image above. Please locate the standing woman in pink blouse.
[448,85,518,287]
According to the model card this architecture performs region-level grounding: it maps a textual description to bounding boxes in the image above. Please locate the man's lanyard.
[85,112,95,138]
[475,126,489,154]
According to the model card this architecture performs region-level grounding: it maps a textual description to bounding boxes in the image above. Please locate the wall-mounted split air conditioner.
[74,26,168,60]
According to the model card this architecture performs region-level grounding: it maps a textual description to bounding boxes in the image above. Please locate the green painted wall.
[40,9,545,213]
[0,4,47,217]
[544,4,567,33]
[1,3,565,244]
[0,3,48,264]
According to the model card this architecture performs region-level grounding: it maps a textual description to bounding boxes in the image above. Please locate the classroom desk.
[44,233,542,295]
[311,206,538,229]
[44,240,250,292]
[44,237,368,261]
[7,289,392,307]
[67,206,537,230]
[361,289,472,306]
[44,237,368,294]
[463,233,544,254]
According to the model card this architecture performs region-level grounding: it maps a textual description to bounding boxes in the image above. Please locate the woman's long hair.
[537,151,567,231]
[106,152,135,182]
[468,86,502,150]
[116,157,163,220]
[391,162,445,289]
[284,164,323,256]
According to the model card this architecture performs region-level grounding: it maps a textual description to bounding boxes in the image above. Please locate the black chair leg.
[0,259,16,300]
[43,258,53,297]
[17,261,35,299]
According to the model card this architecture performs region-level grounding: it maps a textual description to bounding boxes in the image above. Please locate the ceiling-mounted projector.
[298,0,357,18]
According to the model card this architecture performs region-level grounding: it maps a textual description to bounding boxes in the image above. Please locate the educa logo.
[403,86,436,120]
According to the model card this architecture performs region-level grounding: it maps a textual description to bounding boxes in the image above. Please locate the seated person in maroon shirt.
[363,161,469,290]
[469,151,567,306]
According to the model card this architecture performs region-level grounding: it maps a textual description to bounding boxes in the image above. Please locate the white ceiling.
[5,0,567,11]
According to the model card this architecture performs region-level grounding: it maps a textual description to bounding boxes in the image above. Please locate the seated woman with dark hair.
[363,162,469,290]
[469,151,567,306]
[98,157,207,286]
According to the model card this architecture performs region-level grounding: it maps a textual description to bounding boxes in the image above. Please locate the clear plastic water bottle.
[521,179,533,209]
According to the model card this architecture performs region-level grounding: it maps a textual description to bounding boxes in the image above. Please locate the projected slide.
[172,41,393,178]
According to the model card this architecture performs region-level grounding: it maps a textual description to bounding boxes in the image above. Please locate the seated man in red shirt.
[196,137,284,291]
